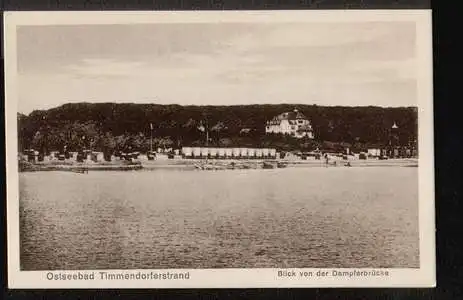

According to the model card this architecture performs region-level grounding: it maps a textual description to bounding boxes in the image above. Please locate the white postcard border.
[4,10,435,289]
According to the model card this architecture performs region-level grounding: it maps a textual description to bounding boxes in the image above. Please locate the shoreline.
[19,158,418,172]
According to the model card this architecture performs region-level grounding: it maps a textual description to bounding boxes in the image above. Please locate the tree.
[31,131,47,153]
[211,121,227,146]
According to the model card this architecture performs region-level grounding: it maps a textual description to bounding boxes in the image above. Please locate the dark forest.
[17,102,418,154]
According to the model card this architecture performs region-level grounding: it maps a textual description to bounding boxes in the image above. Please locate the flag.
[197,123,205,132]
[150,123,153,130]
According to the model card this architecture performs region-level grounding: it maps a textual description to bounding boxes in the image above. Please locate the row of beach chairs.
[181,147,277,159]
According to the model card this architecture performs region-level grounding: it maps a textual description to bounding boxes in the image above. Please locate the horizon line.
[20,101,419,115]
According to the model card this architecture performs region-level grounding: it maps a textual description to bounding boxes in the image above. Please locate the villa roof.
[270,110,307,122]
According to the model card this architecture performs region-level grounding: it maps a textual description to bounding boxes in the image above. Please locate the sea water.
[19,167,419,270]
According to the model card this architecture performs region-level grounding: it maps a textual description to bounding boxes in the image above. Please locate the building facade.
[265,109,314,139]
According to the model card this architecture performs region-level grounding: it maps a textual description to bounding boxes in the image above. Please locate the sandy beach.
[19,156,418,172]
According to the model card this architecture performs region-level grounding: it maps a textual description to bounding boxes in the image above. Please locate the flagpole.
[150,123,153,153]
[206,118,209,147]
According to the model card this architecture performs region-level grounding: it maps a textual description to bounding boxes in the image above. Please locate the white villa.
[265,109,314,139]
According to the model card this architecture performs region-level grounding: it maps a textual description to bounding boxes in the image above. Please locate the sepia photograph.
[5,10,435,288]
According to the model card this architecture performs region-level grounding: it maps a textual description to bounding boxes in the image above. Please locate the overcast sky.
[17,22,417,114]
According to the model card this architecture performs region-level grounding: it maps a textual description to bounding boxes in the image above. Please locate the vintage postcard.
[4,10,435,288]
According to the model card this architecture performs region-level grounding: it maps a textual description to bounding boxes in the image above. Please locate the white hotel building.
[265,109,315,139]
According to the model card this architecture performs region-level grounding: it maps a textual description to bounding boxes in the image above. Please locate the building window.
[298,120,303,124]
[291,126,295,130]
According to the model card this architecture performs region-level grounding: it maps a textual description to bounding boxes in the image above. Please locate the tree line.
[17,102,418,155]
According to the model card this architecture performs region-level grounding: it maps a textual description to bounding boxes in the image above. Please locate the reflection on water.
[19,167,419,270]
